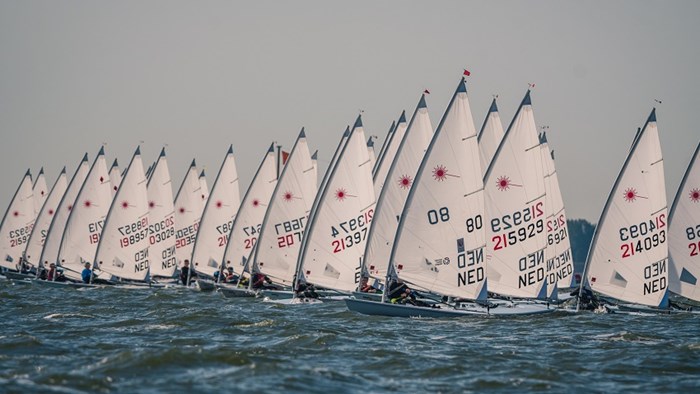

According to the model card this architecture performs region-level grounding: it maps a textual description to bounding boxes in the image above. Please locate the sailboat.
[220,143,278,292]
[577,109,670,313]
[173,159,204,283]
[477,98,505,177]
[482,90,551,304]
[147,148,177,282]
[93,147,150,285]
[0,170,35,278]
[189,146,240,287]
[362,95,433,292]
[57,147,112,283]
[199,169,209,213]
[24,168,68,273]
[292,116,375,302]
[109,158,121,197]
[32,168,48,217]
[38,154,90,280]
[247,129,317,299]
[540,131,575,299]
[669,141,700,305]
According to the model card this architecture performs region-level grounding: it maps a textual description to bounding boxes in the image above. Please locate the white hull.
[345,298,555,317]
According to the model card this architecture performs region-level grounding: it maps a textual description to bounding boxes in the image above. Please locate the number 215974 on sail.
[331,209,373,253]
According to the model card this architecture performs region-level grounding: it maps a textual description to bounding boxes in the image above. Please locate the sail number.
[8,224,34,247]
[618,214,665,241]
[426,207,482,233]
[685,224,700,240]
[620,231,665,258]
[331,209,374,254]
[175,221,199,249]
[275,216,306,249]
[149,215,175,245]
[490,202,544,233]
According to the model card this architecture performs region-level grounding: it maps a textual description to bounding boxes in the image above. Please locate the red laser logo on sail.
[398,175,412,189]
[690,188,700,203]
[148,201,155,208]
[121,201,129,209]
[624,188,638,202]
[252,199,260,207]
[335,188,347,201]
[433,165,448,182]
[283,191,294,202]
[496,176,511,191]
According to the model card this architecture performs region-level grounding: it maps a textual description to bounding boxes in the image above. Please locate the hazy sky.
[1,1,698,222]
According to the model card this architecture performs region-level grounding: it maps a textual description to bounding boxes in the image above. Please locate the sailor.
[81,263,92,284]
[180,260,196,285]
[46,263,57,281]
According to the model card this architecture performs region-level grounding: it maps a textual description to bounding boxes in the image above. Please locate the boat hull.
[345,298,555,317]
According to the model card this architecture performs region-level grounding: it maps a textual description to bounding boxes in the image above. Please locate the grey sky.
[1,1,698,222]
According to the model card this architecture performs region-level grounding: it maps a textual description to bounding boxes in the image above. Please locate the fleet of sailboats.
[2,75,696,317]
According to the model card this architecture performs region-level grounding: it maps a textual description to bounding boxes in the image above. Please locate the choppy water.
[1,279,699,393]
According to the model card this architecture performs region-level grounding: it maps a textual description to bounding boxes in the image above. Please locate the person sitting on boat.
[224,267,238,283]
[81,263,92,284]
[180,260,196,286]
[388,280,413,302]
[359,276,380,293]
[251,272,276,290]
[46,263,57,281]
[295,281,320,299]
[54,268,68,282]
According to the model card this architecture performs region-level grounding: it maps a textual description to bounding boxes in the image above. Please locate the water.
[1,279,699,393]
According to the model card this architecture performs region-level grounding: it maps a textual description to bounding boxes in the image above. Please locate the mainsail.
[669,143,700,301]
[540,132,574,295]
[582,109,668,307]
[391,78,486,300]
[223,144,278,273]
[367,136,377,172]
[372,121,396,179]
[0,170,35,270]
[297,117,375,292]
[57,147,112,281]
[253,130,317,286]
[190,146,240,277]
[147,148,177,278]
[364,95,434,281]
[95,147,150,281]
[477,98,505,176]
[39,155,90,269]
[32,168,48,216]
[109,158,121,197]
[373,113,407,196]
[483,91,548,299]
[24,168,68,268]
[174,160,204,267]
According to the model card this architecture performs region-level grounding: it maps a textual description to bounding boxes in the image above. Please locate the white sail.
[223,144,278,272]
[190,146,240,276]
[298,117,375,292]
[391,79,486,300]
[147,148,177,278]
[0,170,35,270]
[372,121,396,178]
[478,99,505,176]
[364,96,434,281]
[540,132,574,295]
[32,168,48,216]
[311,150,319,187]
[253,130,317,285]
[373,113,407,196]
[95,147,150,281]
[669,142,700,302]
[583,110,668,307]
[39,155,90,269]
[109,159,121,197]
[483,91,548,299]
[174,160,204,267]
[57,147,112,281]
[367,136,377,173]
[24,168,68,267]
[199,169,209,214]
